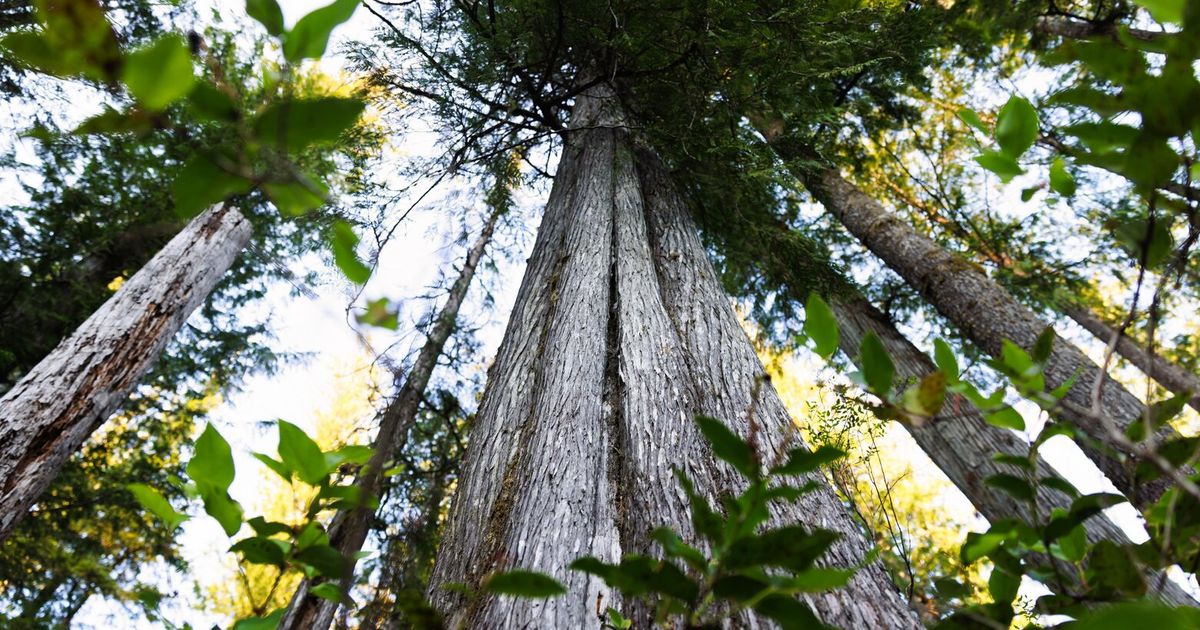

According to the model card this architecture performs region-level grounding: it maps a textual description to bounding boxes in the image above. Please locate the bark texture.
[1065,305,1200,413]
[0,205,252,541]
[279,206,502,630]
[831,295,1196,606]
[791,163,1175,508]
[427,86,920,628]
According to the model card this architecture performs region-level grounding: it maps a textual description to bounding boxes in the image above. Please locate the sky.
[7,1,1198,626]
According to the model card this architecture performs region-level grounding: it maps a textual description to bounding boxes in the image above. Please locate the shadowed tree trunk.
[427,85,920,628]
[1034,16,1162,42]
[830,294,1196,606]
[1064,304,1200,413]
[0,205,252,541]
[279,205,502,630]
[763,140,1176,508]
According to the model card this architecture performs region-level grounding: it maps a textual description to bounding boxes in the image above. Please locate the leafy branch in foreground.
[129,421,375,628]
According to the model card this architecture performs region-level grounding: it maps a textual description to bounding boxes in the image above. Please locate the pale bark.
[831,295,1196,606]
[279,206,501,630]
[427,86,920,628]
[0,205,252,541]
[1065,305,1200,413]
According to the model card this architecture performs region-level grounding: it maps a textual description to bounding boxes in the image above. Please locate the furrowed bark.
[1065,305,1200,413]
[791,163,1177,508]
[831,295,1196,606]
[0,205,252,541]
[279,206,502,630]
[428,85,920,628]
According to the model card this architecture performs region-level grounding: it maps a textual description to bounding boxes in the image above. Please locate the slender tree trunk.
[1034,16,1161,42]
[830,295,1196,606]
[1065,305,1200,413]
[773,150,1176,508]
[279,207,502,630]
[427,85,920,628]
[0,205,252,542]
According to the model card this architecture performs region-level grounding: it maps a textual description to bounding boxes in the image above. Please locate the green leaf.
[331,220,372,284]
[1048,157,1076,196]
[803,293,839,360]
[277,420,329,485]
[649,527,707,571]
[787,567,856,592]
[309,582,346,603]
[188,82,239,122]
[712,574,770,601]
[1039,475,1079,498]
[1123,137,1179,190]
[188,424,236,492]
[247,516,292,538]
[858,332,895,396]
[199,488,244,536]
[995,96,1039,159]
[324,444,373,471]
[253,453,292,481]
[254,97,364,152]
[605,607,632,630]
[1057,524,1088,563]
[1112,217,1174,268]
[231,536,287,567]
[1134,0,1185,24]
[772,445,846,476]
[232,609,284,630]
[974,151,1025,182]
[72,107,155,136]
[1148,393,1189,430]
[1044,493,1128,541]
[696,415,757,478]
[246,0,285,35]
[172,155,252,218]
[985,407,1023,432]
[484,570,566,598]
[989,567,1021,604]
[1031,327,1056,364]
[283,0,361,62]
[985,474,1035,502]
[961,531,1006,563]
[725,526,839,573]
[264,179,328,216]
[754,595,824,630]
[933,339,959,382]
[127,483,187,529]
[957,108,989,134]
[121,34,196,110]
[1088,540,1145,596]
[295,543,347,579]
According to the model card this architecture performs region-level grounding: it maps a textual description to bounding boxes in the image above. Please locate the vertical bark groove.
[0,205,252,542]
[429,85,920,628]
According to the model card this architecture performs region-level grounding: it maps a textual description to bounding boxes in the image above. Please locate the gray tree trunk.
[787,160,1176,509]
[831,295,1196,606]
[0,205,252,541]
[1065,305,1200,413]
[427,86,920,629]
[279,206,502,630]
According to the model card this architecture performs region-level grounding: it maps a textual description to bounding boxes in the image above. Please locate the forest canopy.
[1,0,1200,628]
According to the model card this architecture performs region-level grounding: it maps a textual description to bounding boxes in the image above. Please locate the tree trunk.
[783,158,1176,509]
[427,85,920,628]
[279,206,502,630]
[1034,16,1161,42]
[830,295,1196,606]
[0,205,252,541]
[1065,305,1200,413]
